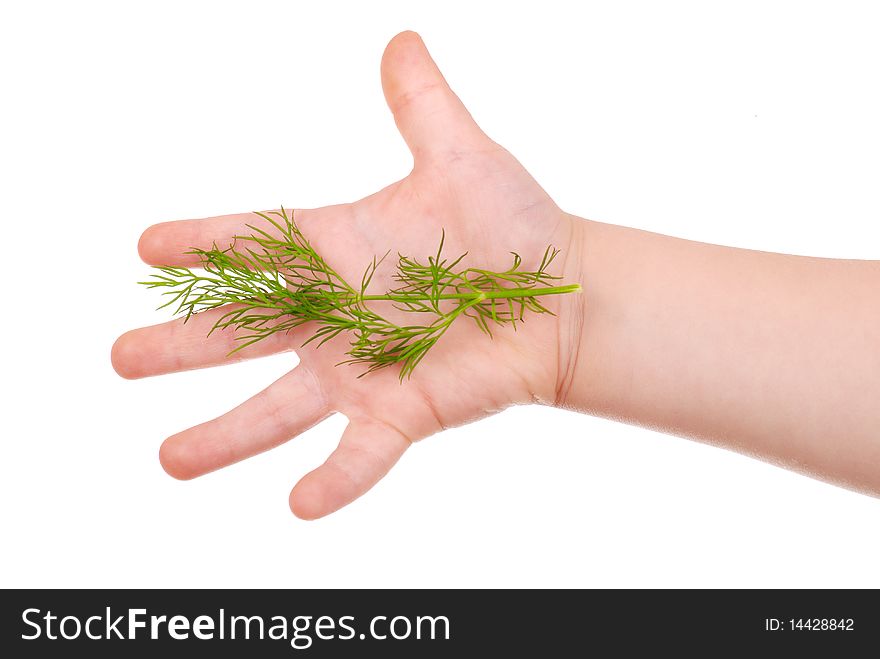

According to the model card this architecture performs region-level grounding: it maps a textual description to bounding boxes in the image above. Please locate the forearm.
[558,214,880,494]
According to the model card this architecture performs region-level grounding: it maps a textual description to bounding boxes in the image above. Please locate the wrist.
[552,212,589,408]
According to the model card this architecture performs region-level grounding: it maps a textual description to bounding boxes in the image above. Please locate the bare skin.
[112,31,880,519]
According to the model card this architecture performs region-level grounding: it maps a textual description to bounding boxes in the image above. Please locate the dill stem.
[361,283,581,303]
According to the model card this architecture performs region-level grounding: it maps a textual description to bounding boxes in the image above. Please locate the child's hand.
[112,32,583,519]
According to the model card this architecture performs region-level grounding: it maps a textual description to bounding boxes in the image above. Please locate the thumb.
[380,31,488,161]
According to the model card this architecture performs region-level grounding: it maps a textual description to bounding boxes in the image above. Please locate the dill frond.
[141,209,581,380]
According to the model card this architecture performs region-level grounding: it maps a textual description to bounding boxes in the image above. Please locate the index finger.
[136,205,351,266]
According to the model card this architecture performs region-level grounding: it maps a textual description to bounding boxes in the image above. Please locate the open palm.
[112,31,582,518]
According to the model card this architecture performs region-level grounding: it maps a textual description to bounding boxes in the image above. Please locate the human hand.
[112,31,583,519]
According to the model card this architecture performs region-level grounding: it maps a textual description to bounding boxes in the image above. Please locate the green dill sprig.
[141,209,581,379]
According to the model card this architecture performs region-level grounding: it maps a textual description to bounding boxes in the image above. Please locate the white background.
[1,1,878,588]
